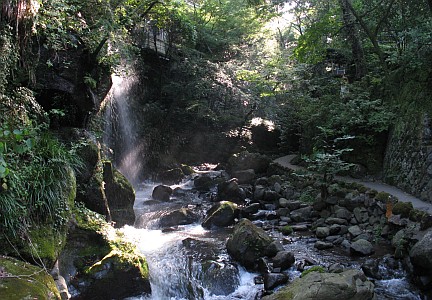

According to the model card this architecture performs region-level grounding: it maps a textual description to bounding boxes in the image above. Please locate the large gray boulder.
[410,229,432,276]
[226,219,274,270]
[262,269,375,300]
[202,201,238,229]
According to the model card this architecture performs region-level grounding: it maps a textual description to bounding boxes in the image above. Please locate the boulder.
[217,178,246,204]
[315,241,334,250]
[227,151,271,174]
[226,219,274,270]
[0,256,61,299]
[202,201,238,229]
[58,206,151,299]
[103,161,135,227]
[290,207,313,222]
[262,269,375,300]
[350,239,375,256]
[316,227,330,239]
[200,261,240,296]
[194,175,214,191]
[272,251,295,271]
[232,169,256,184]
[159,208,199,228]
[152,185,173,201]
[410,229,432,276]
[264,273,289,290]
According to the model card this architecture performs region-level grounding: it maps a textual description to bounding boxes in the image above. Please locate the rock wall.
[384,114,432,203]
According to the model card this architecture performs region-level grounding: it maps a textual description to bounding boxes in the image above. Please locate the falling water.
[103,68,144,185]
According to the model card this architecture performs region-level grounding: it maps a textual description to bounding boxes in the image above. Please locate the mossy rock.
[279,225,293,236]
[59,206,151,299]
[103,161,135,227]
[202,201,238,229]
[392,201,413,218]
[0,256,60,299]
[226,219,274,270]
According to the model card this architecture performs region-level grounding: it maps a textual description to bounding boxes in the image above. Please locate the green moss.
[280,225,293,236]
[0,256,60,299]
[392,201,414,218]
[24,226,67,266]
[181,164,194,175]
[375,191,392,202]
[73,203,109,232]
[301,265,326,277]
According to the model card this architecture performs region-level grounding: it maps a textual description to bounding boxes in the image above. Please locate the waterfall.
[103,68,144,185]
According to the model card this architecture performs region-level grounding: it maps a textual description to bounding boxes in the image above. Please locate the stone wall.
[383,114,432,203]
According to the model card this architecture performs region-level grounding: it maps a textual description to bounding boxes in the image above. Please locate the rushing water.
[117,179,422,300]
[121,181,263,300]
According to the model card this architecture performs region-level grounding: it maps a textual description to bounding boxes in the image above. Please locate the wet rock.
[233,169,256,184]
[201,261,240,296]
[202,201,238,229]
[316,227,330,239]
[262,269,375,300]
[152,185,173,202]
[226,219,274,270]
[271,251,295,271]
[265,241,284,257]
[278,198,289,208]
[263,273,289,290]
[350,239,375,256]
[217,178,246,204]
[314,241,334,250]
[242,203,261,215]
[103,161,135,227]
[159,208,199,228]
[194,175,214,191]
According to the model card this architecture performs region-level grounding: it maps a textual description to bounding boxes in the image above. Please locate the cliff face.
[384,114,432,203]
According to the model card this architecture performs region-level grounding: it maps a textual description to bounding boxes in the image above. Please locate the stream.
[119,174,423,300]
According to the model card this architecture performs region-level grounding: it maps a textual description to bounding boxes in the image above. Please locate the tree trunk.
[344,0,389,69]
[339,0,366,80]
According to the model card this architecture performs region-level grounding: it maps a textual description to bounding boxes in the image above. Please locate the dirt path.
[274,155,432,213]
